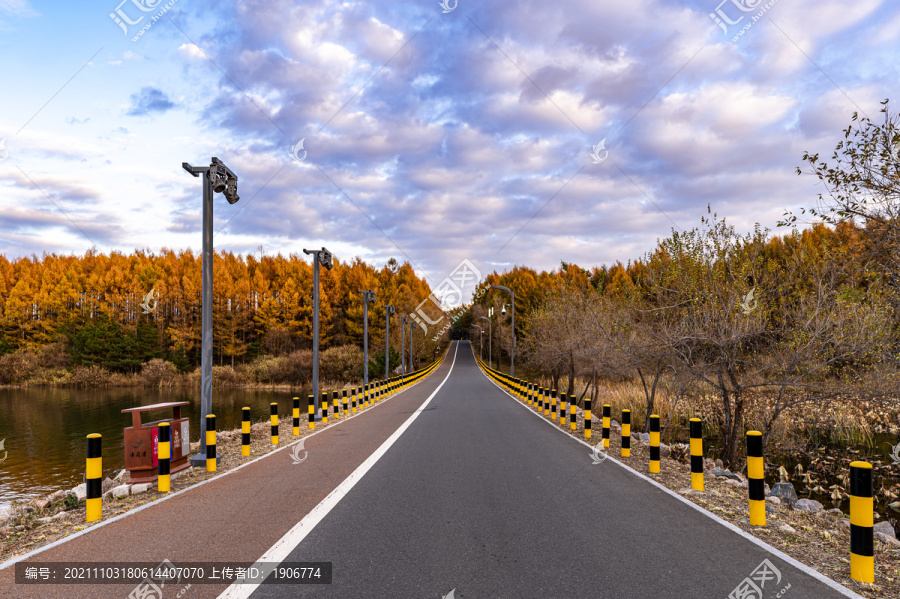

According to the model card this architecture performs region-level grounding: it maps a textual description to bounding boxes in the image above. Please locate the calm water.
[0,386,317,510]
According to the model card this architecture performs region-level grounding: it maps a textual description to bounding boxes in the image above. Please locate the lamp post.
[473,325,483,361]
[358,290,376,386]
[400,316,408,375]
[303,247,334,419]
[492,285,515,376]
[477,315,491,368]
[408,316,414,372]
[382,305,394,379]
[182,157,239,467]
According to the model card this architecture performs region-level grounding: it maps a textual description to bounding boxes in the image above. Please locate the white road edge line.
[217,342,459,599]
[0,350,451,571]
[473,348,865,599]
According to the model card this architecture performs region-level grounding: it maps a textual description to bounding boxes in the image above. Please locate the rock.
[838,519,851,530]
[778,524,797,534]
[877,532,900,547]
[0,505,11,523]
[47,489,67,502]
[107,484,130,499]
[101,477,117,494]
[710,468,743,482]
[610,420,621,432]
[22,505,35,514]
[659,443,671,458]
[766,503,777,514]
[114,469,129,482]
[888,501,900,513]
[873,521,897,539]
[639,433,650,445]
[704,458,716,471]
[716,459,724,468]
[766,496,781,505]
[32,498,50,511]
[764,483,771,495]
[130,483,151,494]
[71,483,87,502]
[794,498,824,513]
[768,482,798,507]
[725,479,743,487]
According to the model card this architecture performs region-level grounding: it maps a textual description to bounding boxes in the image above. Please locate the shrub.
[69,365,112,387]
[277,350,313,385]
[248,355,283,385]
[212,365,245,387]
[38,343,70,368]
[141,359,181,387]
[0,351,40,384]
[321,345,364,384]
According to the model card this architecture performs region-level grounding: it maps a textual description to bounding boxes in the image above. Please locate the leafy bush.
[141,359,181,387]
[69,365,112,387]
[0,351,40,384]
[277,350,313,385]
[321,345,364,383]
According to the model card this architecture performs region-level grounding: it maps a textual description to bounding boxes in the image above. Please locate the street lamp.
[358,290,376,386]
[473,324,483,361]
[182,157,239,467]
[303,247,334,420]
[477,315,491,368]
[491,285,515,376]
[408,315,414,372]
[381,304,394,379]
[400,316,408,375]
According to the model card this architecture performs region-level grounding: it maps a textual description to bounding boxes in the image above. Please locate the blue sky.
[1,0,899,292]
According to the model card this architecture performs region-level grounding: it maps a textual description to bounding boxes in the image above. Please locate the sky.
[1,0,899,297]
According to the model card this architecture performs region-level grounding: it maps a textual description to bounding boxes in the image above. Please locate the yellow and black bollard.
[602,405,611,449]
[569,395,577,431]
[308,395,315,430]
[559,393,567,426]
[621,409,631,457]
[86,433,102,522]
[551,390,557,422]
[649,415,660,474]
[689,418,703,491]
[352,387,358,413]
[746,431,765,526]
[584,397,592,439]
[158,423,171,492]
[292,398,300,436]
[333,391,340,419]
[206,414,216,472]
[363,384,369,407]
[849,461,874,583]
[270,403,279,445]
[242,407,251,456]
[321,392,328,424]
[343,389,349,416]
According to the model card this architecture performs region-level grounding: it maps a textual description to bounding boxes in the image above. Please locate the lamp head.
[224,176,240,204]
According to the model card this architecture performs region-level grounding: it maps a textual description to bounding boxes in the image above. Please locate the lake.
[0,385,318,510]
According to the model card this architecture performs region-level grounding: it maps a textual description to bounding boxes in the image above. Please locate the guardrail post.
[602,405,611,449]
[551,390,558,422]
[206,414,216,472]
[321,391,328,424]
[292,398,300,436]
[270,403,279,445]
[308,395,315,430]
[621,409,631,457]
[86,433,102,523]
[242,407,251,456]
[649,415,660,473]
[559,393,567,426]
[746,431,765,526]
[333,391,340,418]
[569,394,577,431]
[689,418,703,491]
[158,423,171,492]
[343,389,349,416]
[850,461,874,583]
[584,397,592,439]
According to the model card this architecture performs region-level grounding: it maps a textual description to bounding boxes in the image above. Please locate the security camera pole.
[358,290,376,386]
[477,315,491,368]
[182,158,239,467]
[491,285,515,376]
[400,316,408,375]
[382,305,394,379]
[303,247,334,420]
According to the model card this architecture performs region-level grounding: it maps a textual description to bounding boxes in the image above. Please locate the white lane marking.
[0,350,450,571]
[218,342,459,599]
[473,349,864,599]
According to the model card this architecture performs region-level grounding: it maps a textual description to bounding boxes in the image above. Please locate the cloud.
[126,87,176,117]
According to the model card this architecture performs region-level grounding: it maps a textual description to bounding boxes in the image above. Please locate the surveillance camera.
[320,249,334,270]
[501,307,507,316]
[208,167,228,193]
[224,177,240,204]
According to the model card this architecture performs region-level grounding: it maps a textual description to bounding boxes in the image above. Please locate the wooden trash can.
[122,402,191,483]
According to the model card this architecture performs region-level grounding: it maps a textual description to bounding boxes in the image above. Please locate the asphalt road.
[241,341,857,599]
[0,341,861,599]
